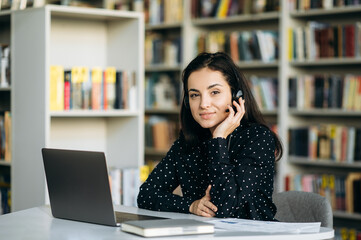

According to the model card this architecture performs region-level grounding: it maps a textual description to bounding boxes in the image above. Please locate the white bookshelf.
[11,5,144,211]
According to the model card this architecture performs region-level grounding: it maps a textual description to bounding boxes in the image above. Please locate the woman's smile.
[199,112,216,120]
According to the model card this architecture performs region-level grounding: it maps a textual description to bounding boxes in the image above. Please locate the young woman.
[137,52,283,221]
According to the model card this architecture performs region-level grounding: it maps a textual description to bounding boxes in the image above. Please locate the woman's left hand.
[212,98,245,139]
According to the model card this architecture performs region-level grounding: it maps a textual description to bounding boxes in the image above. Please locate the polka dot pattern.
[137,123,277,221]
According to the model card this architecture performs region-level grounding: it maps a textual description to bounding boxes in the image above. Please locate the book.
[0,45,10,88]
[346,173,361,213]
[71,66,83,110]
[49,65,64,111]
[4,111,11,162]
[105,67,116,109]
[81,67,91,109]
[91,67,102,110]
[63,70,71,110]
[121,219,214,237]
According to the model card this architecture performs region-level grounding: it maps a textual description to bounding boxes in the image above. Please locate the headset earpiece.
[232,90,243,102]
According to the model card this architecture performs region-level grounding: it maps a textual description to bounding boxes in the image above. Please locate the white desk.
[0,205,334,240]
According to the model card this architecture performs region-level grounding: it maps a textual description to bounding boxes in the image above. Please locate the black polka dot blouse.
[137,123,277,221]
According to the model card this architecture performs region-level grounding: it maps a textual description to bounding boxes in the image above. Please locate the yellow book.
[49,65,64,111]
[105,67,116,109]
[288,28,293,61]
[352,76,360,111]
[91,67,103,110]
[216,0,230,18]
[139,165,150,183]
[346,75,356,110]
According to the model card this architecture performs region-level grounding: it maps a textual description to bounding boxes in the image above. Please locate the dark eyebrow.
[188,83,223,92]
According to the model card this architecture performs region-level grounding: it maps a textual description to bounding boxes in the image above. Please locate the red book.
[345,24,355,57]
[64,70,71,110]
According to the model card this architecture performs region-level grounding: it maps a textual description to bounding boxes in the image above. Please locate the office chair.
[273,191,333,228]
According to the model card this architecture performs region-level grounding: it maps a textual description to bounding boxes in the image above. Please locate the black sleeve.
[137,139,195,213]
[207,125,277,220]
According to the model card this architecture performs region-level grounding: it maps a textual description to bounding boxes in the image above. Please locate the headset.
[183,67,243,109]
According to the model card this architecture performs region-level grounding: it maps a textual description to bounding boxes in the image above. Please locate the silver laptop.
[41,148,165,227]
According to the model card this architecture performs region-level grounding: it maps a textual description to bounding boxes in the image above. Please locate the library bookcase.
[10,5,144,211]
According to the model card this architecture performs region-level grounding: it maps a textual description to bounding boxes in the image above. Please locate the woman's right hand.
[189,185,218,217]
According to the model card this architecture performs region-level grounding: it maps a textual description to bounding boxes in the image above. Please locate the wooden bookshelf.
[11,5,144,212]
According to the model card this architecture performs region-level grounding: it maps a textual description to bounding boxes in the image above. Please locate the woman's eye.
[211,90,220,95]
[189,93,199,98]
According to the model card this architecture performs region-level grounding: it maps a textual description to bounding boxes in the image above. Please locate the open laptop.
[41,148,166,227]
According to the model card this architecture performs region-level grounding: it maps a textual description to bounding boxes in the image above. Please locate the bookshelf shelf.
[333,211,361,221]
[0,10,11,18]
[290,58,361,67]
[289,156,361,169]
[145,65,182,72]
[0,87,11,91]
[261,110,278,116]
[145,22,182,31]
[191,11,280,26]
[0,161,11,167]
[236,61,279,69]
[50,110,140,117]
[145,147,167,157]
[145,108,180,115]
[290,5,361,18]
[289,109,361,117]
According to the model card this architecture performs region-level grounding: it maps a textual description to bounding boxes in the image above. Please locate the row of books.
[144,0,183,25]
[288,21,361,60]
[145,33,182,66]
[249,76,278,111]
[191,0,280,19]
[288,0,361,11]
[289,125,361,162]
[0,175,11,214]
[0,44,10,88]
[289,74,361,111]
[0,112,11,162]
[108,166,148,207]
[196,30,279,63]
[335,227,361,240]
[284,172,361,214]
[50,66,137,111]
[144,73,179,110]
[144,116,179,151]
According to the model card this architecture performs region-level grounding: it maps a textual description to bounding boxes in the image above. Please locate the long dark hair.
[180,52,283,161]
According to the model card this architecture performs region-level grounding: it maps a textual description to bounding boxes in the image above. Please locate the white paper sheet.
[206,218,321,234]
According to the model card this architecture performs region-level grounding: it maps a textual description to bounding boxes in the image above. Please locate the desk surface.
[0,205,334,240]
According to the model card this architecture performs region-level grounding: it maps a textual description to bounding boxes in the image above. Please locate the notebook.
[121,219,215,237]
[41,148,166,227]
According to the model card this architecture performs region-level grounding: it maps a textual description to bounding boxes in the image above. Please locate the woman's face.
[187,68,232,133]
